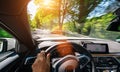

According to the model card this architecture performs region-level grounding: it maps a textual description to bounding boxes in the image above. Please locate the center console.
[83,43,120,72]
[93,56,119,72]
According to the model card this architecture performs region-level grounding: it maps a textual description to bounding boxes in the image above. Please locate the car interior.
[0,0,120,72]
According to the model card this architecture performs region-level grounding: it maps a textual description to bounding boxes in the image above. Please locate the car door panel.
[0,51,19,72]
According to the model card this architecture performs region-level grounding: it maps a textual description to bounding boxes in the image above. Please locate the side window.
[0,40,4,52]
[0,28,16,53]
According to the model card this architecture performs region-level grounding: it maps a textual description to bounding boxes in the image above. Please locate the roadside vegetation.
[0,28,13,38]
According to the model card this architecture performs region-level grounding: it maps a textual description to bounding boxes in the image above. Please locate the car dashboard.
[24,38,120,72]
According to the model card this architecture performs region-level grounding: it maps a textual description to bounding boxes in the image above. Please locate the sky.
[27,0,51,19]
[27,0,38,19]
[88,0,116,18]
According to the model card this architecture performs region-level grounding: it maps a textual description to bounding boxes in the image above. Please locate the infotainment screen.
[84,43,109,54]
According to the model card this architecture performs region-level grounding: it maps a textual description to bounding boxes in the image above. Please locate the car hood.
[0,0,35,50]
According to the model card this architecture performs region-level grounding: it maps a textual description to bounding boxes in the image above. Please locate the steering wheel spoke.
[77,54,90,69]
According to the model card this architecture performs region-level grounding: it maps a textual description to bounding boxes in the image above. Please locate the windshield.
[27,0,120,41]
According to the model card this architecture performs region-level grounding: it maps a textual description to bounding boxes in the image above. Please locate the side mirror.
[106,16,120,32]
[107,8,120,32]
[0,39,8,52]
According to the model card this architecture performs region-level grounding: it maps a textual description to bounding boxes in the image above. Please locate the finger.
[41,50,46,58]
[47,53,50,65]
[47,53,50,60]
[38,50,46,61]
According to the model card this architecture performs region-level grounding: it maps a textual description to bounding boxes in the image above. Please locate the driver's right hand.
[32,51,50,72]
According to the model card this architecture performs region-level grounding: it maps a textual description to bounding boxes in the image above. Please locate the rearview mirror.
[0,39,7,52]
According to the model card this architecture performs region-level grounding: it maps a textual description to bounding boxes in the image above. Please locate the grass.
[0,29,13,38]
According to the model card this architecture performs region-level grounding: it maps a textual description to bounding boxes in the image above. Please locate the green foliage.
[82,13,120,41]
[30,8,58,30]
[63,21,77,32]
[0,29,12,38]
[67,0,102,23]
[116,36,120,39]
[61,13,119,41]
[30,0,60,30]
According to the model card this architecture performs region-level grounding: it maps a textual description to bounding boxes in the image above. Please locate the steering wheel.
[45,42,95,72]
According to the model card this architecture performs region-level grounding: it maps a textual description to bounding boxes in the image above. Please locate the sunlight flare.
[43,0,51,5]
[28,0,38,19]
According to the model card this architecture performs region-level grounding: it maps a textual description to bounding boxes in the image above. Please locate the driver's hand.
[32,51,50,72]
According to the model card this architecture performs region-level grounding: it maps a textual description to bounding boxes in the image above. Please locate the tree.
[31,0,106,33]
[83,13,120,41]
[78,0,101,23]
[32,0,60,29]
[65,0,102,33]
